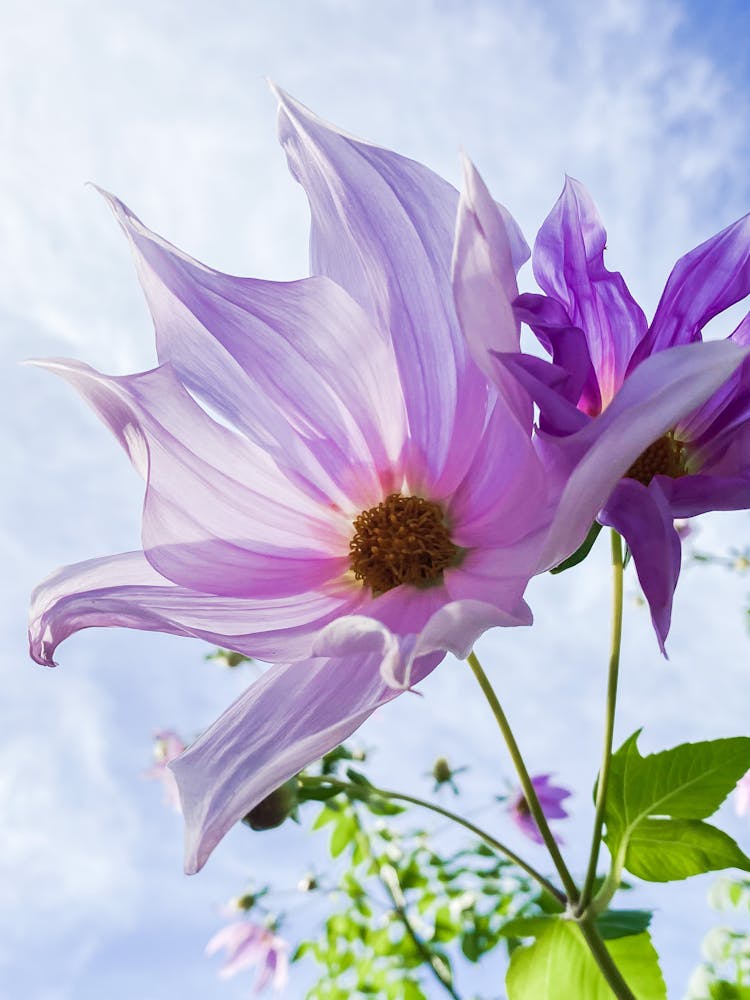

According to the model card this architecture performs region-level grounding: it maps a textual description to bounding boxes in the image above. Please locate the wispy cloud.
[4,0,750,996]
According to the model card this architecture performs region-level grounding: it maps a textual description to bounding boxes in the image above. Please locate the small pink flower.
[735,771,750,818]
[206,918,289,995]
[508,774,571,844]
[144,729,186,812]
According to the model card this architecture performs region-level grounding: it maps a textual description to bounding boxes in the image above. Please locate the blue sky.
[4,0,750,997]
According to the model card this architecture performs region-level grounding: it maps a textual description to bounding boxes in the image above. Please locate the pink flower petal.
[98,189,408,510]
[170,649,442,873]
[32,359,350,598]
[452,155,532,429]
[29,551,363,667]
[273,85,487,491]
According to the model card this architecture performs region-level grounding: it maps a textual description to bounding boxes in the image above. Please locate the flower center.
[625,432,687,486]
[349,493,460,595]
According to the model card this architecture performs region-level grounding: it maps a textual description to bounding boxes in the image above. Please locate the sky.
[4,0,750,997]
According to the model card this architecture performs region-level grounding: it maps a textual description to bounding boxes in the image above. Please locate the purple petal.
[444,544,540,618]
[98,190,407,509]
[538,341,750,572]
[492,351,591,436]
[273,86,487,489]
[600,479,681,654]
[513,292,601,418]
[657,473,750,519]
[314,595,532,690]
[33,359,350,598]
[446,391,547,548]
[513,811,545,845]
[636,211,750,358]
[29,551,364,667]
[170,649,442,873]
[534,177,648,405]
[452,156,532,428]
[678,328,750,456]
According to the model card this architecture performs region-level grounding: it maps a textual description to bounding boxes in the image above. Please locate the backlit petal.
[170,649,442,873]
[29,551,363,667]
[534,177,647,405]
[600,479,681,654]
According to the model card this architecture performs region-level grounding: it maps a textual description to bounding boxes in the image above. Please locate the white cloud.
[4,0,750,996]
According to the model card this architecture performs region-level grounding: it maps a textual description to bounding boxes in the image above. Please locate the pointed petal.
[492,351,591,436]
[273,86,486,487]
[638,211,750,357]
[34,359,348,598]
[28,551,363,667]
[170,650,442,872]
[600,479,681,654]
[538,341,750,571]
[452,156,532,427]
[98,190,406,508]
[534,177,648,405]
[513,292,601,417]
[657,473,750,518]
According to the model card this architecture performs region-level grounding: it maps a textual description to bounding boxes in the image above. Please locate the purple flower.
[28,92,745,874]
[463,169,750,651]
[508,774,571,844]
[736,771,750,818]
[144,729,186,812]
[206,917,288,995]
[28,90,558,872]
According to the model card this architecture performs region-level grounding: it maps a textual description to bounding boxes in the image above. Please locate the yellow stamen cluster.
[349,493,460,594]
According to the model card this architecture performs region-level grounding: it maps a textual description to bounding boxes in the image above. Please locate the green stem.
[377,868,462,1000]
[578,530,624,915]
[299,775,565,904]
[465,650,579,904]
[578,918,638,1000]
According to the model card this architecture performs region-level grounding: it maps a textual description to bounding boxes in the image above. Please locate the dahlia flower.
[29,92,745,872]
[206,917,288,994]
[508,774,571,844]
[469,171,750,649]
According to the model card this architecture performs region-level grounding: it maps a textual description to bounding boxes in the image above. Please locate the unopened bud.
[243,779,298,831]
[236,892,258,911]
[433,757,453,784]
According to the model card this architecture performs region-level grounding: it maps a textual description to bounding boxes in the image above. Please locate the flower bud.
[432,757,453,784]
[243,779,298,831]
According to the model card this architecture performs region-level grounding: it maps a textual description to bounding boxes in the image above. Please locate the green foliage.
[603,733,750,883]
[626,819,750,882]
[595,909,652,940]
[505,919,667,1000]
[686,877,750,1000]
[290,747,545,998]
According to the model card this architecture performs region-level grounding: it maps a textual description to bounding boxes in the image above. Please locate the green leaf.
[345,767,373,787]
[604,733,750,882]
[499,915,559,939]
[550,522,602,574]
[330,814,357,857]
[625,819,750,882]
[506,921,666,1000]
[595,909,652,940]
[313,804,341,829]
